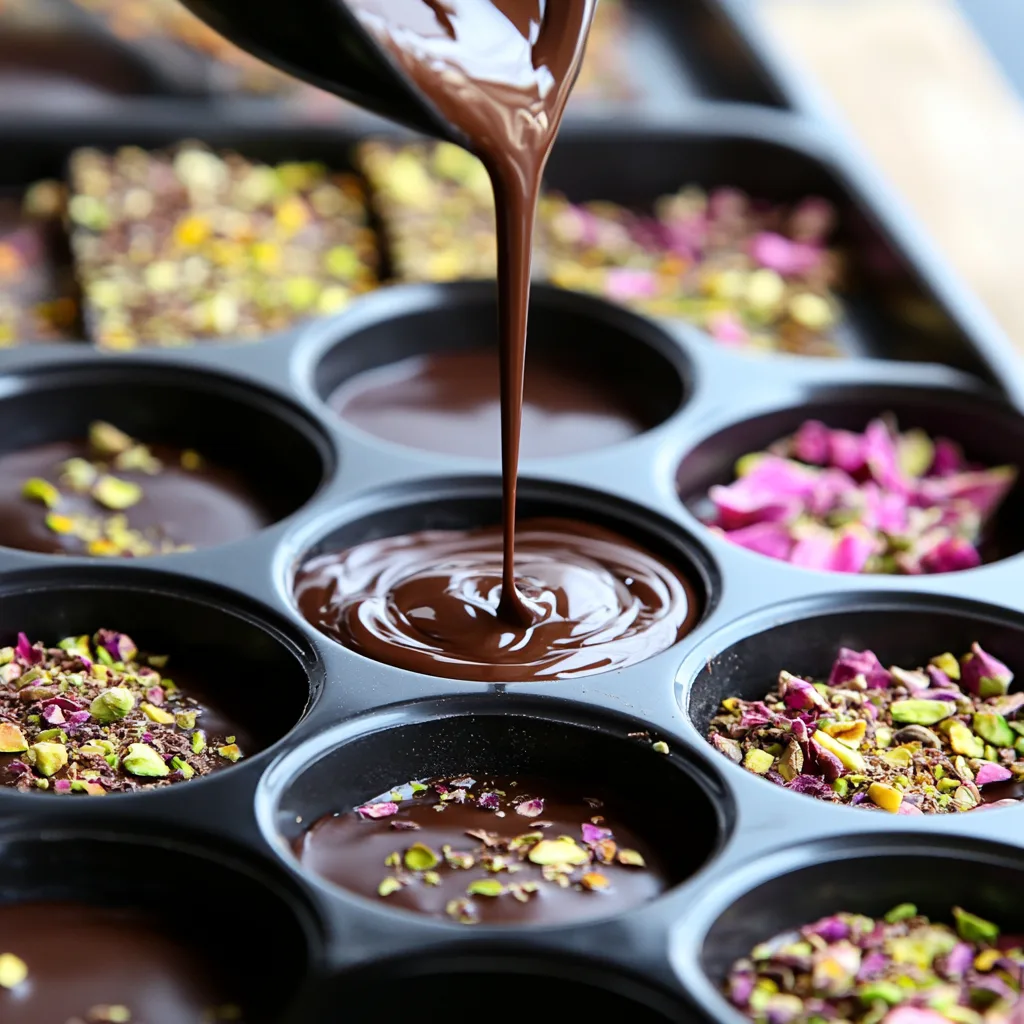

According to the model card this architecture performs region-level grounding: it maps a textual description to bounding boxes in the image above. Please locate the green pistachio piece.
[980,676,1011,698]
[0,723,28,753]
[191,730,206,754]
[953,907,1000,944]
[58,635,92,661]
[777,739,804,782]
[0,647,13,666]
[114,444,162,474]
[858,980,905,1007]
[140,702,175,725]
[36,728,67,743]
[652,740,669,754]
[423,870,441,886]
[21,477,60,509]
[217,743,242,763]
[618,849,647,867]
[948,722,986,758]
[930,652,961,680]
[92,475,143,511]
[873,726,892,748]
[466,879,505,897]
[897,428,935,478]
[938,778,960,794]
[953,785,979,810]
[89,420,133,456]
[743,748,775,775]
[410,781,428,793]
[122,742,169,778]
[973,713,1015,748]
[90,687,135,723]
[25,741,68,777]
[813,730,866,771]
[174,712,197,730]
[59,458,98,493]
[885,903,918,923]
[0,952,28,989]
[404,842,440,871]
[832,777,849,798]
[528,838,589,868]
[889,699,957,726]
[377,877,402,897]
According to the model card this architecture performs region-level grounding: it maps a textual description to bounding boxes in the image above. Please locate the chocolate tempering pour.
[0,903,243,1023]
[350,0,597,625]
[296,774,669,926]
[295,518,699,681]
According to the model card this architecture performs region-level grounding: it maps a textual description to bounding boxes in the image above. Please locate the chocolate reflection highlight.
[295,517,699,681]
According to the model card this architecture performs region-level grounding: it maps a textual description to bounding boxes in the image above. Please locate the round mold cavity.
[260,699,729,929]
[291,954,694,1022]
[0,566,318,799]
[0,361,330,556]
[686,592,1024,811]
[290,477,717,682]
[676,384,1024,570]
[686,834,1024,1023]
[311,281,689,459]
[0,828,319,1023]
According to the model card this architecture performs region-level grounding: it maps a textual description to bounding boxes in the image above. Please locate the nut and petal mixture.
[727,904,1024,1024]
[0,629,243,795]
[68,143,379,349]
[708,644,1024,813]
[356,139,843,355]
[705,416,1016,574]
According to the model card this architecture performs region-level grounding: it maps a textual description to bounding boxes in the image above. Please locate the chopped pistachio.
[953,907,999,944]
[890,699,956,726]
[21,477,60,508]
[528,838,589,868]
[867,782,903,813]
[191,730,206,754]
[0,723,28,753]
[25,741,68,777]
[217,743,242,763]
[948,722,985,758]
[743,748,775,775]
[89,420,133,456]
[0,952,28,989]
[466,879,505,897]
[122,743,170,778]
[90,687,135,723]
[403,842,439,871]
[59,458,99,492]
[140,702,175,725]
[377,877,402,897]
[617,849,647,867]
[92,475,143,511]
[170,757,195,780]
[884,903,918,924]
[972,712,1015,748]
[175,711,197,730]
[813,730,866,772]
[652,740,669,754]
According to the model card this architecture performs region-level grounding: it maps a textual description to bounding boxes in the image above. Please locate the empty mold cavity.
[0,829,318,1023]
[0,567,316,796]
[292,479,713,681]
[0,361,328,555]
[265,702,726,926]
[292,956,694,1022]
[677,385,1024,568]
[695,836,1024,1022]
[315,282,688,459]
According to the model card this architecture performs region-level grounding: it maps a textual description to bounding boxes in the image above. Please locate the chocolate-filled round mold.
[682,835,1024,1024]
[311,281,689,458]
[292,955,693,1022]
[261,701,729,929]
[0,567,317,797]
[0,829,320,1023]
[291,479,714,682]
[686,593,1024,813]
[0,362,329,556]
[675,385,1024,572]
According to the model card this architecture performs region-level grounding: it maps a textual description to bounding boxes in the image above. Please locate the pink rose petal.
[515,798,544,818]
[356,802,399,820]
[975,763,1013,786]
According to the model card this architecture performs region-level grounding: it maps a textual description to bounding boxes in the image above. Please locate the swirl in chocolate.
[295,517,699,681]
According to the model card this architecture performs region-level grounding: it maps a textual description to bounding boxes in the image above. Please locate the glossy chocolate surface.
[0,438,268,556]
[0,902,240,1023]
[296,774,670,925]
[330,349,648,458]
[295,517,699,680]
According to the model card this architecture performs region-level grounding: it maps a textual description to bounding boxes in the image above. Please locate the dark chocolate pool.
[0,903,241,1023]
[329,348,650,458]
[297,773,669,926]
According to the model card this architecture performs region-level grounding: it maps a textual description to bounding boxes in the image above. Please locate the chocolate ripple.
[295,517,699,681]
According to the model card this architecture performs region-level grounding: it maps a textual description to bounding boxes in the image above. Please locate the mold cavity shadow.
[315,282,689,458]
[0,831,316,1023]
[271,709,725,914]
[0,362,328,538]
[676,386,1024,566]
[687,597,1024,738]
[0,570,314,771]
[699,838,1024,1010]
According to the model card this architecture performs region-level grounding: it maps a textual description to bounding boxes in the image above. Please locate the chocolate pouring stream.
[293,1,699,680]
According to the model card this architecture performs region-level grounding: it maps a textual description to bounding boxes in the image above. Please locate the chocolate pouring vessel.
[0,14,1022,1020]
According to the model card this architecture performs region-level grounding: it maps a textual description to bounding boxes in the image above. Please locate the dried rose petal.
[603,267,657,302]
[581,822,612,844]
[390,820,421,831]
[355,802,399,820]
[975,763,1012,786]
[15,633,40,666]
[720,521,793,560]
[828,648,891,690]
[961,642,1014,697]
[791,419,831,465]
[515,798,544,818]
[804,914,849,943]
[779,674,830,712]
[786,774,833,798]
[884,1009,953,1024]
[749,231,822,275]
[94,629,138,663]
[477,792,500,810]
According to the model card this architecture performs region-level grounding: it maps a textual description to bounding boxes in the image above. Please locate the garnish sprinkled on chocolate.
[704,415,1016,574]
[0,630,244,795]
[727,904,1022,1023]
[708,643,1024,813]
[0,419,268,557]
[296,775,668,926]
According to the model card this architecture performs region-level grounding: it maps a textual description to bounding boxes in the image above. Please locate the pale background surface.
[756,0,1024,351]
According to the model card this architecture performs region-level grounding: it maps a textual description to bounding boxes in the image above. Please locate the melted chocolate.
[330,349,647,458]
[296,775,669,925]
[352,0,596,623]
[295,517,698,681]
[0,903,240,1023]
[0,439,269,555]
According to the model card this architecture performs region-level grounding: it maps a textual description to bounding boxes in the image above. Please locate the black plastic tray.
[0,17,1023,1024]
